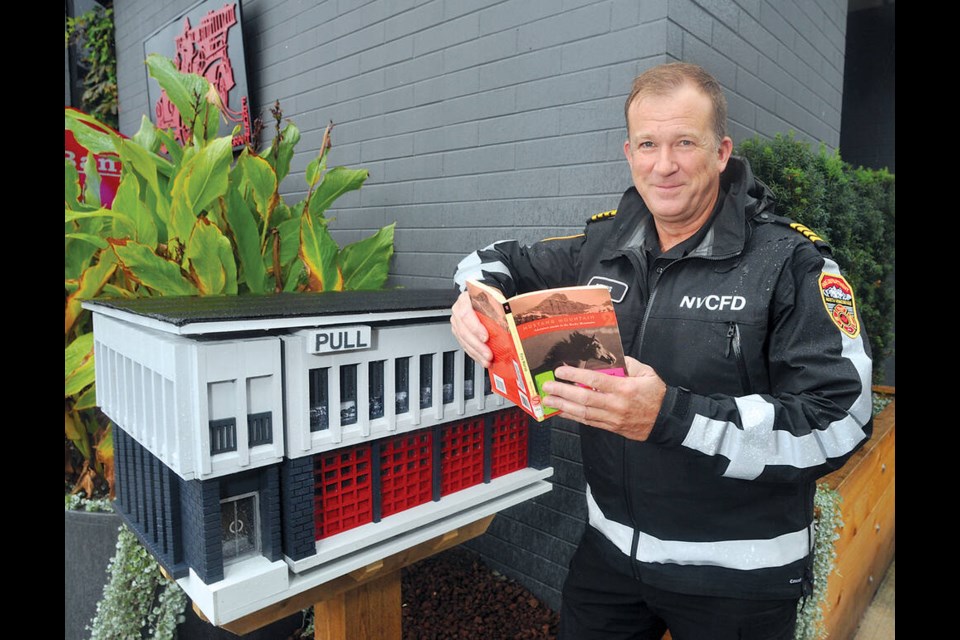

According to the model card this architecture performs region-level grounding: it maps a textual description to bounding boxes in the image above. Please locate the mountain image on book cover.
[466,280,626,421]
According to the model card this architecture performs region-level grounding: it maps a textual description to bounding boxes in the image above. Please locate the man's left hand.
[541,356,667,441]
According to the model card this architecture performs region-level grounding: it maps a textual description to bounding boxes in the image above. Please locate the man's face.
[623,83,733,229]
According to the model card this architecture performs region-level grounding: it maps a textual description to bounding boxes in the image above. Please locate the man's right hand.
[450,290,492,368]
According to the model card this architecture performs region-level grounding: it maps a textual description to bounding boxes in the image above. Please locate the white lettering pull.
[308,326,373,354]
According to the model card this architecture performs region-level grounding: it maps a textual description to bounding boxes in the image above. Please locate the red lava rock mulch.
[401,547,559,640]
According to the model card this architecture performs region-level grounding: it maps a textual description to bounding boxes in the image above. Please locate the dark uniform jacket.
[454,157,873,600]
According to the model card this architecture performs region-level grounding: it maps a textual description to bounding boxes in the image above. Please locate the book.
[466,280,627,421]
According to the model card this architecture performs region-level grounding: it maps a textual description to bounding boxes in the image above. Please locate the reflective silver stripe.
[453,243,513,291]
[586,485,812,570]
[681,259,872,480]
[822,258,874,428]
[585,485,633,556]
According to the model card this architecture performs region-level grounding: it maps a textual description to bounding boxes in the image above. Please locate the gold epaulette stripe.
[541,233,585,242]
[789,222,824,244]
[589,209,617,222]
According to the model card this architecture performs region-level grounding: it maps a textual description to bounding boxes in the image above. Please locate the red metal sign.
[64,107,124,209]
[153,3,251,148]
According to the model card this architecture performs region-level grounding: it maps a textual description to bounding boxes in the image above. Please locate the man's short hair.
[624,62,728,145]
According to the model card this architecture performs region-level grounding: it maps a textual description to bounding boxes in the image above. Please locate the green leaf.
[83,152,102,209]
[65,234,99,281]
[101,283,136,298]
[271,201,293,226]
[308,167,368,219]
[167,136,231,244]
[66,160,82,209]
[65,411,90,460]
[65,109,121,154]
[66,252,117,337]
[218,228,238,295]
[305,155,323,188]
[183,136,233,213]
[184,218,231,295]
[119,139,168,217]
[276,218,301,268]
[109,239,198,296]
[340,223,395,290]
[284,260,304,292]
[65,233,108,249]
[237,151,277,222]
[155,126,184,166]
[111,174,158,246]
[74,385,98,411]
[299,212,342,291]
[131,115,161,154]
[65,333,96,397]
[146,54,207,130]
[225,186,267,294]
[63,209,132,223]
[260,122,300,184]
[65,208,134,225]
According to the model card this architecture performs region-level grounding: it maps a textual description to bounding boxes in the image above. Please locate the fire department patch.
[818,274,860,338]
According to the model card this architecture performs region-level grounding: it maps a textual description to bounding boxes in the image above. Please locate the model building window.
[246,375,273,445]
[464,355,476,400]
[395,357,410,414]
[309,368,329,431]
[340,364,358,425]
[442,351,456,404]
[420,354,433,408]
[210,418,237,454]
[369,360,385,419]
[221,493,259,564]
[247,412,272,446]
[208,380,237,453]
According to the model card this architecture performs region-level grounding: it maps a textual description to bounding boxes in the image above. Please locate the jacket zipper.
[626,253,737,570]
[725,321,752,394]
[624,262,666,573]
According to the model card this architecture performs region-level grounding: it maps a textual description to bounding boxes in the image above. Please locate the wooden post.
[314,570,402,640]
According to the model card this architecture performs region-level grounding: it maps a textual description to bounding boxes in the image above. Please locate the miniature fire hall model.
[83,290,553,626]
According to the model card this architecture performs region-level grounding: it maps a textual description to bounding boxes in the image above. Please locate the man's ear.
[717,136,733,172]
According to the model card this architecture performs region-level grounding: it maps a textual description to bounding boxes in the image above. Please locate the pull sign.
[308,326,372,354]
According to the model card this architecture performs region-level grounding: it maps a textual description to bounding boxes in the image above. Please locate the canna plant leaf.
[299,212,342,292]
[260,122,300,184]
[225,185,267,294]
[184,217,231,295]
[65,333,96,397]
[340,223,395,290]
[109,238,198,296]
[308,166,368,220]
[146,54,207,132]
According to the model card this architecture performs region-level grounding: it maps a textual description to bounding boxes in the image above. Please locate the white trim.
[585,486,811,570]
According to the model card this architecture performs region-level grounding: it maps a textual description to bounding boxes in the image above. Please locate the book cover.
[466,281,626,421]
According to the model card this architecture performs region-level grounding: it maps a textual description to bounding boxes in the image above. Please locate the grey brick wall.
[114,428,187,577]
[113,0,851,612]
[116,0,846,292]
[180,476,224,584]
[280,455,316,561]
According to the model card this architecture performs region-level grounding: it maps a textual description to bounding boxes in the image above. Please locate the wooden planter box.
[820,388,895,640]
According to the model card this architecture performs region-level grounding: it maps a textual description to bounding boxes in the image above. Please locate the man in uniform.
[449,62,872,639]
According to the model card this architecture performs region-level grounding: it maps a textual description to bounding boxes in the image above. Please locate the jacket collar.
[602,157,774,261]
